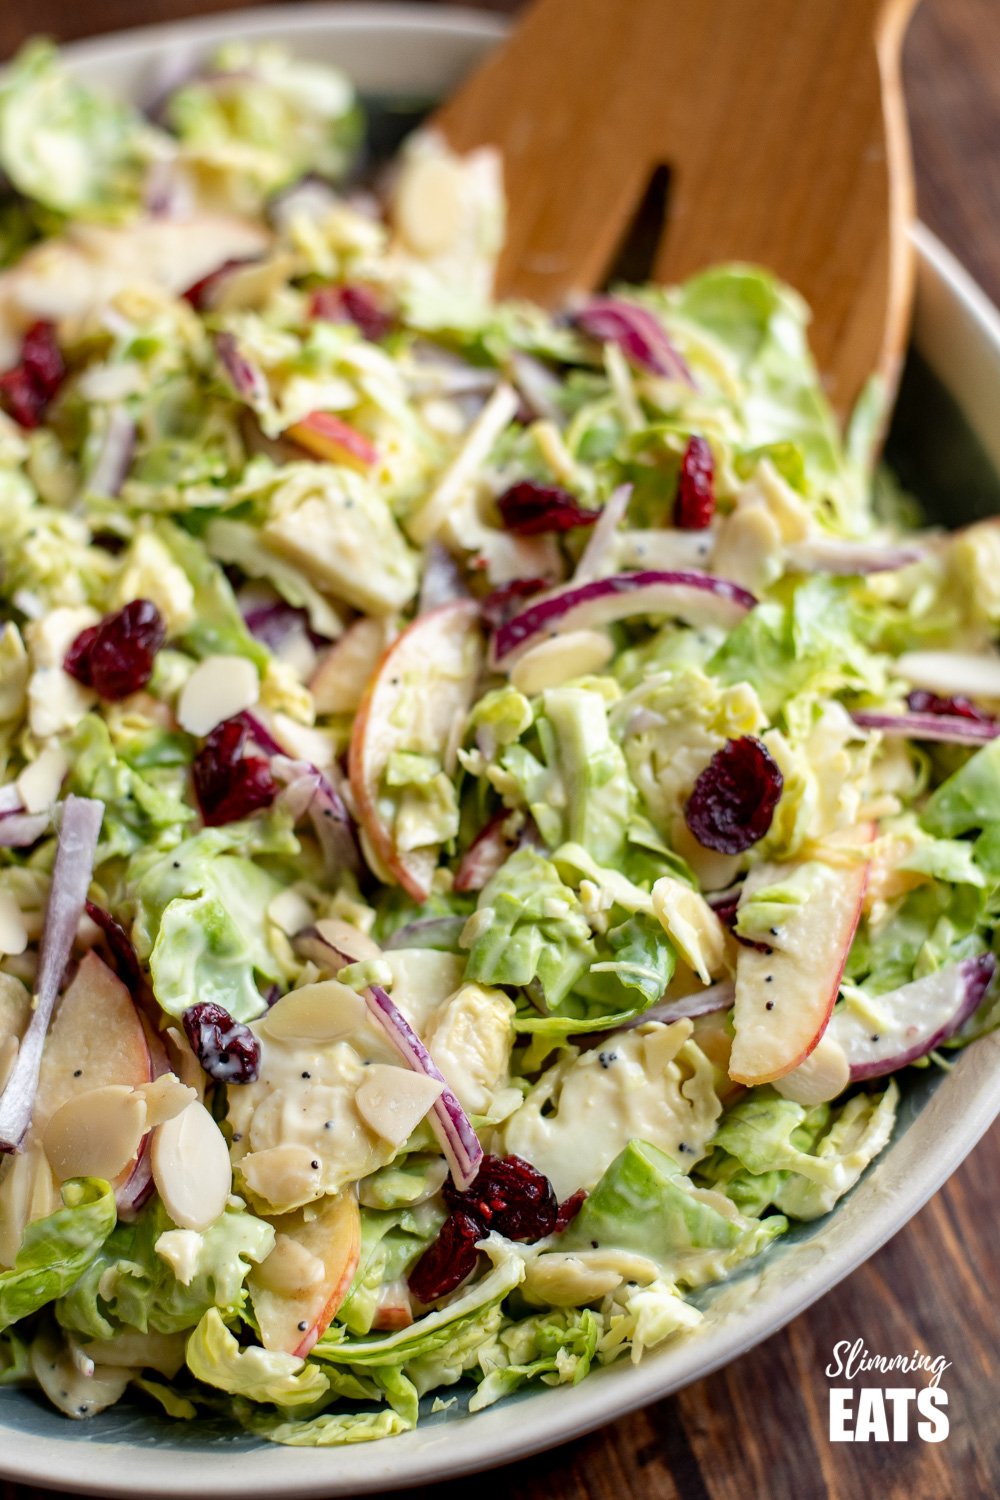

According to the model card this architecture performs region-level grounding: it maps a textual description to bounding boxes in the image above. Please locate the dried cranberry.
[685,735,783,854]
[444,1153,558,1241]
[192,716,277,826]
[674,436,715,530]
[21,321,66,399]
[0,321,65,429]
[407,1210,483,1303]
[182,1001,261,1084]
[0,366,46,429]
[554,1188,587,1233]
[309,283,392,342]
[85,901,144,994]
[64,599,166,700]
[907,689,994,724]
[182,257,260,311]
[480,577,548,629]
[496,480,600,536]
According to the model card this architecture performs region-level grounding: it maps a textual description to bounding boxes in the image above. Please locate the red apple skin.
[250,1192,362,1357]
[286,411,377,469]
[348,602,483,904]
[729,840,873,1088]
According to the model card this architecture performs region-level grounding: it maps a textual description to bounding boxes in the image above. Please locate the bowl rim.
[2,8,1000,1496]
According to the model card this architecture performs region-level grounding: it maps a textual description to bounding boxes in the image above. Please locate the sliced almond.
[510,630,614,695]
[0,892,27,957]
[151,1100,231,1231]
[314,916,382,964]
[239,1143,323,1211]
[42,1086,147,1183]
[252,1232,327,1297]
[355,1065,443,1147]
[136,1072,197,1129]
[176,655,259,737]
[261,979,366,1044]
[16,744,68,814]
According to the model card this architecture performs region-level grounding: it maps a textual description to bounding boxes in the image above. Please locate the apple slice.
[248,1190,361,1356]
[33,951,153,1204]
[309,617,395,716]
[34,951,152,1127]
[286,411,377,470]
[349,601,484,901]
[490,570,756,669]
[784,538,926,575]
[828,953,995,1082]
[729,854,870,1086]
[851,709,998,745]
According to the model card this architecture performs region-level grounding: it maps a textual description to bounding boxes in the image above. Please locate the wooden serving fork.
[435,0,918,419]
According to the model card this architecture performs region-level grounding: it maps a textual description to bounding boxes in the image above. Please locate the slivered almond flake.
[314,915,382,963]
[151,1100,231,1231]
[239,1143,322,1210]
[261,979,366,1043]
[42,1085,147,1182]
[509,629,614,695]
[136,1072,197,1129]
[355,1064,444,1146]
[176,655,259,737]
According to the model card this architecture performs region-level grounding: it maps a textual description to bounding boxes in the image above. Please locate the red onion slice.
[785,538,926,575]
[0,785,23,816]
[270,754,361,876]
[382,916,468,952]
[851,711,1000,744]
[0,812,51,848]
[573,297,695,385]
[490,569,756,668]
[214,332,269,406]
[0,796,104,1152]
[364,985,483,1190]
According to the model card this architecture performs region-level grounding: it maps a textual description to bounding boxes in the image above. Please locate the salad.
[0,37,998,1448]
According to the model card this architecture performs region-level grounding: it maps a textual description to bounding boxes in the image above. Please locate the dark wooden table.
[3,2,1000,1498]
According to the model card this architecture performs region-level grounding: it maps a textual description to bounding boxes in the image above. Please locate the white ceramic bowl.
[2,7,1000,1495]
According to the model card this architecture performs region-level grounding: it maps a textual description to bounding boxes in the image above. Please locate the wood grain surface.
[3,3,1000,1498]
[436,0,916,418]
